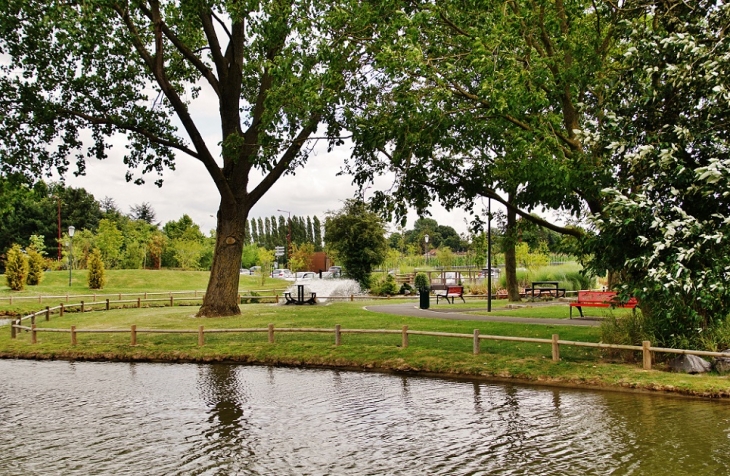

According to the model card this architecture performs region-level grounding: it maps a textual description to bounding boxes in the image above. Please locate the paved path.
[365,302,601,327]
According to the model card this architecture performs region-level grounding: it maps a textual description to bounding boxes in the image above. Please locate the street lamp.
[424,234,429,262]
[68,225,75,286]
[487,199,492,312]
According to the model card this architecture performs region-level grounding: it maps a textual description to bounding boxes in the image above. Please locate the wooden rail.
[2,289,285,305]
[7,299,728,372]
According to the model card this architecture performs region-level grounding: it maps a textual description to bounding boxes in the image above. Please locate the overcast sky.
[58,80,493,238]
[61,135,487,238]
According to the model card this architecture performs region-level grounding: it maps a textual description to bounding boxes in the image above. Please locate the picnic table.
[525,281,566,299]
[284,285,317,305]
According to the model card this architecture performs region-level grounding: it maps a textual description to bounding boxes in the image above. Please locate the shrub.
[87,248,106,289]
[398,282,413,295]
[414,272,429,293]
[25,246,45,286]
[600,311,653,362]
[370,274,398,296]
[4,244,29,291]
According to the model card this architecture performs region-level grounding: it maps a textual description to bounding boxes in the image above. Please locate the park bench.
[433,285,465,304]
[569,290,638,318]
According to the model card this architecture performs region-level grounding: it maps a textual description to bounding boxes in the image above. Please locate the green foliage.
[414,272,429,293]
[25,246,45,286]
[257,247,275,286]
[584,2,730,347]
[95,219,124,269]
[240,244,260,269]
[4,244,28,291]
[324,200,387,288]
[87,248,106,290]
[289,242,315,273]
[370,274,398,296]
[171,239,204,271]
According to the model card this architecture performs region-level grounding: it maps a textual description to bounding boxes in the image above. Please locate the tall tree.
[324,200,387,288]
[0,0,355,316]
[312,216,323,251]
[585,0,730,347]
[129,202,157,225]
[338,0,626,238]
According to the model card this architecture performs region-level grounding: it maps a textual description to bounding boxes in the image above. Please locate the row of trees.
[247,215,323,251]
[1,0,727,346]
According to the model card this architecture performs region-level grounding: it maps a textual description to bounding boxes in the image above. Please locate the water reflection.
[0,360,728,475]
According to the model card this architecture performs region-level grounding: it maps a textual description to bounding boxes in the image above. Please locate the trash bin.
[419,289,430,309]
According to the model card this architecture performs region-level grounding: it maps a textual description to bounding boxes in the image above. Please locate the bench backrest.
[578,290,638,305]
[447,286,463,294]
[578,291,616,303]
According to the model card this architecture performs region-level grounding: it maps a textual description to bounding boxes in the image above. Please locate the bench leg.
[459,295,465,303]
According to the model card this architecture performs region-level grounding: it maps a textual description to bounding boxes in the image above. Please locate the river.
[0,360,728,475]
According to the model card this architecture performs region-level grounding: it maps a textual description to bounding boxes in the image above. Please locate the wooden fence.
[1,289,285,305]
[7,298,730,372]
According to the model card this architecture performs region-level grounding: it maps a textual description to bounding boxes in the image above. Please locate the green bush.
[398,282,413,295]
[25,246,45,286]
[87,248,106,289]
[414,272,429,293]
[370,274,398,296]
[4,244,29,291]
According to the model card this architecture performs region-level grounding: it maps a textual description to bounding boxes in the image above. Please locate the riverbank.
[2,302,729,398]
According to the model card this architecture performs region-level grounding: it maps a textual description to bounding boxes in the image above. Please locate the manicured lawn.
[2,300,728,397]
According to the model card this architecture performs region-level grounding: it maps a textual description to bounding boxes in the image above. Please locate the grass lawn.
[2,270,728,397]
[2,300,729,398]
[426,299,635,319]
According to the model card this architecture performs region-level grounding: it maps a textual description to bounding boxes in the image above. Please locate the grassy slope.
[1,270,728,397]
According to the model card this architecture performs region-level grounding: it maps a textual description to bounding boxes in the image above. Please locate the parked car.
[328,266,342,277]
[239,268,252,275]
[271,268,293,278]
[249,266,261,274]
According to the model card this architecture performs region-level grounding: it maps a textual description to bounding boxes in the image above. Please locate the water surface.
[0,360,728,475]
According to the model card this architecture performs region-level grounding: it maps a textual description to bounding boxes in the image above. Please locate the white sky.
[61,135,486,238]
[58,79,494,238]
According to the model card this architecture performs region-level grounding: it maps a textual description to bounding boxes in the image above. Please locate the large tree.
[338,0,624,234]
[0,0,354,316]
[585,0,730,347]
[324,200,387,288]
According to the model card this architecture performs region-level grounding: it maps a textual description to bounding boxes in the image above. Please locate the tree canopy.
[324,200,387,288]
[0,0,356,315]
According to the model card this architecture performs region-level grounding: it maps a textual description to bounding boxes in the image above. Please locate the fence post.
[93,293,96,302]
[642,341,652,370]
[45,306,50,321]
[31,324,37,344]
[81,301,85,313]
[119,293,122,301]
[198,326,204,346]
[350,294,354,302]
[170,296,174,307]
[8,296,11,305]
[10,321,16,339]
[473,329,480,355]
[31,314,35,325]
[131,325,137,346]
[268,323,275,343]
[137,298,141,308]
[402,325,409,348]
[335,324,341,346]
[275,295,279,304]
[60,303,64,317]
[106,299,110,311]
[552,334,560,361]
[39,295,42,304]
[71,326,77,346]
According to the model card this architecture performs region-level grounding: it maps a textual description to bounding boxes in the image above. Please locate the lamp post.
[487,199,492,312]
[424,234,429,263]
[68,226,75,286]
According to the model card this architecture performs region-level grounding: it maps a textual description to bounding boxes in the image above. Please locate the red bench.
[570,291,638,318]
[435,285,465,304]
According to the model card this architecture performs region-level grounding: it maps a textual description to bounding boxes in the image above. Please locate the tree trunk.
[197,203,248,317]
[504,196,521,302]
